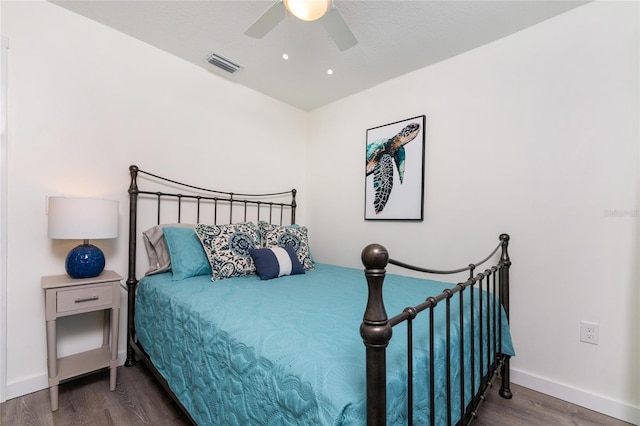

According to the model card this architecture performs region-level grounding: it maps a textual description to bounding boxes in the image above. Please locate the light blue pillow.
[162,226,211,281]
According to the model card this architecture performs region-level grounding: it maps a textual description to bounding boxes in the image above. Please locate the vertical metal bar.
[291,189,297,224]
[498,265,503,363]
[214,199,218,225]
[445,290,452,426]
[280,204,284,225]
[428,299,436,426]
[491,270,497,367]
[229,193,234,224]
[269,203,273,224]
[468,258,477,416]
[177,194,182,223]
[485,274,490,379]
[406,315,414,426]
[196,197,201,224]
[243,200,248,222]
[470,278,476,413]
[485,269,496,362]
[156,194,161,225]
[479,276,484,385]
[257,201,261,223]
[458,286,465,424]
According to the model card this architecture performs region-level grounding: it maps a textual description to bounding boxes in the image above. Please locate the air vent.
[206,52,242,74]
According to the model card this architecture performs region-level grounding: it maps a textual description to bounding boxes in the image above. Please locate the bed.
[124,165,514,425]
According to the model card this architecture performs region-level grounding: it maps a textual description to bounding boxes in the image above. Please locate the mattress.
[135,263,514,425]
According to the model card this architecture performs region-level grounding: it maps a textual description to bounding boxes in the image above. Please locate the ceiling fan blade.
[320,6,357,51]
[244,1,286,39]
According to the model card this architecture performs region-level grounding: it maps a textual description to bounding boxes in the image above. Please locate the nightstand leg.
[50,385,59,412]
[102,310,110,347]
[109,307,120,391]
[45,319,59,411]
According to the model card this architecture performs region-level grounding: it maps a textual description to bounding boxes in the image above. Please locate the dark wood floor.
[1,364,631,425]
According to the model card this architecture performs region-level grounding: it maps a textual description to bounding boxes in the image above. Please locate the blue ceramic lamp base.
[65,243,106,279]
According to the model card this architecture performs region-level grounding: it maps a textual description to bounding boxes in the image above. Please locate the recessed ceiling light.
[282,53,289,60]
[327,69,333,75]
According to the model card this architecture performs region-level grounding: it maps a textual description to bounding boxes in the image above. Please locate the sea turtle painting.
[366,122,421,214]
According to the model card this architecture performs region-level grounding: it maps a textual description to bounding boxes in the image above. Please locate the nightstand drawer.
[57,284,113,313]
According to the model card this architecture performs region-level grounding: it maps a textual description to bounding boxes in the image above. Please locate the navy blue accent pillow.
[249,245,305,281]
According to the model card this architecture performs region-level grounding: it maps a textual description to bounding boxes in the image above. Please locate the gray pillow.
[142,223,194,275]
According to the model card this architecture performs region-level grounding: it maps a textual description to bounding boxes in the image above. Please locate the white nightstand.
[41,270,122,411]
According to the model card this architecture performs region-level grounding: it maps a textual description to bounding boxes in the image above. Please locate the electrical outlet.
[580,321,599,345]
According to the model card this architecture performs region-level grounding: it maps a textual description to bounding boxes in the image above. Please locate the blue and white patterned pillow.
[195,222,260,281]
[249,246,305,280]
[258,221,314,270]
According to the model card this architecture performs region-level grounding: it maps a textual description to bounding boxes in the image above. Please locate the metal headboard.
[125,164,296,367]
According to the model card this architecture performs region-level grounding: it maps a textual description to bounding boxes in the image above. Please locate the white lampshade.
[284,0,330,21]
[48,197,119,240]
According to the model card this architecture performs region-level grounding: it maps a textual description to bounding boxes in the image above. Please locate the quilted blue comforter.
[135,264,514,425]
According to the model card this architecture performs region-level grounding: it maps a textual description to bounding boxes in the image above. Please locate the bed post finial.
[498,233,513,400]
[361,243,388,269]
[361,243,391,426]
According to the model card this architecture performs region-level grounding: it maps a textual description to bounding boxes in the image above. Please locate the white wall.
[0,34,9,403]
[308,1,639,423]
[2,0,308,399]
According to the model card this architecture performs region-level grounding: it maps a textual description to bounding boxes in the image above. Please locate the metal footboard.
[360,234,512,426]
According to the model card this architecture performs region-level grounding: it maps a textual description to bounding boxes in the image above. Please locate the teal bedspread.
[135,264,514,425]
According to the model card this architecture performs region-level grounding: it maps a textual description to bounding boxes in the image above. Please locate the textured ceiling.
[51,0,588,111]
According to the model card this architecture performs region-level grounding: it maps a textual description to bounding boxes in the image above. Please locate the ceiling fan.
[244,0,358,51]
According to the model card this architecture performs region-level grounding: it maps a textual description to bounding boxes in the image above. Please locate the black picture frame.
[365,115,425,221]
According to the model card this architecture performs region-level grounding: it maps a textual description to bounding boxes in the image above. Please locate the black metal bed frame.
[124,165,512,425]
[360,237,512,426]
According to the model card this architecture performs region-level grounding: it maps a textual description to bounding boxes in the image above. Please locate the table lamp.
[48,197,119,279]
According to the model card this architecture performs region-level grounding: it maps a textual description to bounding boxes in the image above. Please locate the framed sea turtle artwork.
[365,115,425,221]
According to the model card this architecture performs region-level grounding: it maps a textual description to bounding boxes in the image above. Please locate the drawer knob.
[75,296,99,303]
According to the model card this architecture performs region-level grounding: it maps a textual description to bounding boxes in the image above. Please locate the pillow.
[142,223,194,275]
[195,222,261,281]
[249,246,305,280]
[162,226,211,281]
[286,224,315,263]
[258,221,314,270]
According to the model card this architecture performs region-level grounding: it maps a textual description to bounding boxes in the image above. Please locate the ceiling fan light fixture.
[284,0,331,22]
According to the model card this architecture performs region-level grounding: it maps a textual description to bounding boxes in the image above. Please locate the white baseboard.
[511,368,640,425]
[5,373,48,401]
[5,350,128,401]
